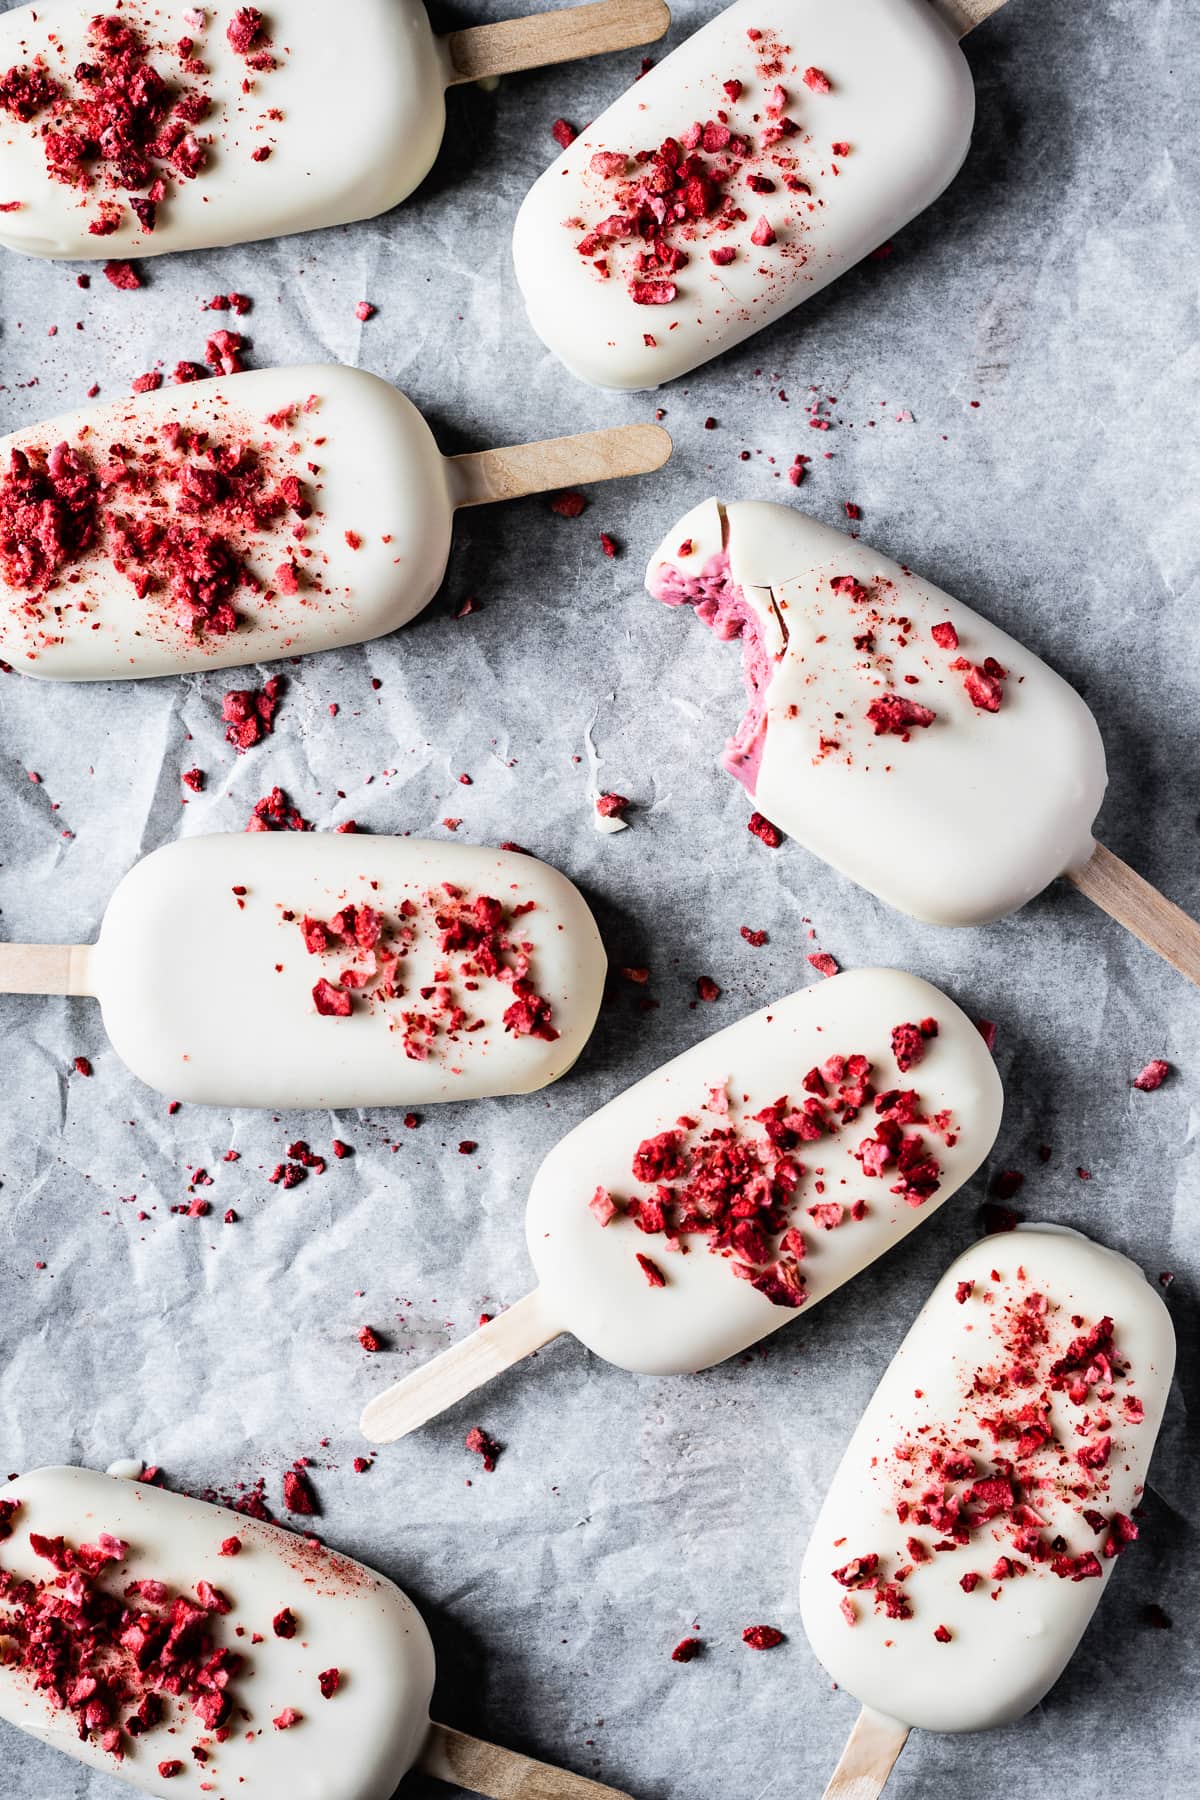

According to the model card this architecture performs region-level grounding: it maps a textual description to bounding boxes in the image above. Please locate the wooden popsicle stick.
[1066,842,1200,988]
[449,423,671,509]
[421,1723,634,1799]
[446,0,669,85]
[822,1707,910,1800]
[0,944,95,996]
[929,0,1010,37]
[360,1291,561,1444]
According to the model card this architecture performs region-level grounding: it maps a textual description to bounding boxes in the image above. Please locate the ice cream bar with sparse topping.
[513,0,976,389]
[799,1226,1175,1737]
[0,835,606,1108]
[0,0,669,260]
[646,499,1108,928]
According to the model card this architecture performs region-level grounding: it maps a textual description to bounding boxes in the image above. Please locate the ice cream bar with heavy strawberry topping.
[4,834,606,1108]
[645,499,1108,928]
[0,364,671,681]
[799,1226,1176,1734]
[0,366,454,680]
[0,1464,437,1798]
[526,967,1001,1374]
[0,0,670,260]
[513,0,975,389]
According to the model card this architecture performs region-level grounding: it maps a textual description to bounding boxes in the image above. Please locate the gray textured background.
[0,0,1197,1796]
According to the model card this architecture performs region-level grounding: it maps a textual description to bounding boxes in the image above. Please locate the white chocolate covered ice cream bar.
[0,0,669,260]
[646,499,1200,984]
[0,364,670,682]
[800,1226,1175,1771]
[0,834,607,1108]
[513,0,979,389]
[362,967,1003,1438]
[0,1465,632,1798]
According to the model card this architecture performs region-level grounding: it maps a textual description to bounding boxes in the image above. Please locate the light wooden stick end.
[822,1707,910,1800]
[1066,841,1200,988]
[421,1722,634,1799]
[360,1291,561,1444]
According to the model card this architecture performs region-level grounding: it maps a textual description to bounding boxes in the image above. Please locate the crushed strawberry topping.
[563,31,823,310]
[830,1271,1150,1630]
[0,1513,245,1762]
[592,1029,949,1307]
[0,11,278,240]
[295,883,558,1055]
[0,415,313,642]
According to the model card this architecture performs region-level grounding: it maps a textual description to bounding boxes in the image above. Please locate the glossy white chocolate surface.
[513,0,974,389]
[0,0,449,260]
[526,968,1002,1374]
[799,1227,1176,1733]
[0,366,455,680]
[646,499,1108,926]
[0,1465,436,1797]
[90,834,606,1107]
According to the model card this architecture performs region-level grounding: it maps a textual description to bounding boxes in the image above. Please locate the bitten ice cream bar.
[361,968,1003,1442]
[0,835,607,1109]
[800,1227,1175,1795]
[0,0,670,260]
[0,1465,634,1798]
[0,365,670,681]
[646,499,1200,986]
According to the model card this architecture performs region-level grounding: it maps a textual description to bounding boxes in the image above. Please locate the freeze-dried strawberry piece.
[466,1426,502,1471]
[272,1608,297,1639]
[313,978,352,1017]
[104,260,142,291]
[803,66,832,93]
[742,1625,784,1650]
[550,489,586,518]
[931,620,959,650]
[630,278,677,305]
[890,1022,927,1072]
[318,1666,341,1698]
[696,976,721,1001]
[282,1467,319,1515]
[1133,1059,1170,1091]
[671,1637,702,1661]
[866,694,936,737]
[632,1130,687,1183]
[552,118,577,148]
[750,216,776,247]
[273,1707,302,1730]
[747,812,782,847]
[807,952,839,978]
[228,8,267,54]
[358,1326,382,1353]
[951,655,1007,712]
[596,791,629,818]
[590,1186,619,1226]
[636,1251,666,1287]
[222,675,284,750]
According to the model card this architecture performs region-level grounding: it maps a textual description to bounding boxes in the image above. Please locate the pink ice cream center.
[649,549,772,793]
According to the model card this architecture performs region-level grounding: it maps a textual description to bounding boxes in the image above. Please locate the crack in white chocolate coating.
[0,0,449,259]
[0,1465,437,1797]
[513,0,974,389]
[646,499,1109,926]
[90,834,606,1107]
[798,1227,1176,1733]
[526,968,1002,1374]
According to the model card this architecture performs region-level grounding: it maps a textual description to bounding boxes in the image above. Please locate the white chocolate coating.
[0,366,455,681]
[526,968,1002,1374]
[89,834,607,1108]
[513,0,973,389]
[646,499,1108,926]
[799,1227,1176,1733]
[0,0,449,260]
[0,1465,436,1797]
